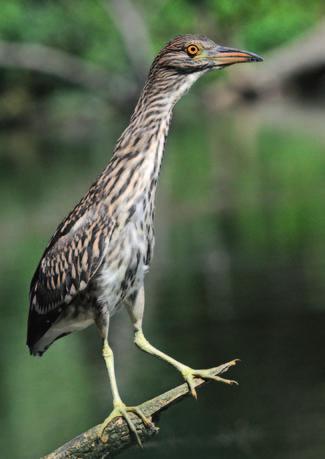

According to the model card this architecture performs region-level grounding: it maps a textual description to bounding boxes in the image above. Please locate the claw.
[226,358,240,367]
[209,359,240,374]
[100,402,153,447]
[202,373,239,386]
[181,367,198,399]
[187,375,198,399]
[132,406,155,428]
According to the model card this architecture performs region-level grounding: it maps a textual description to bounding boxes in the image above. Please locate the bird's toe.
[99,403,155,447]
[181,360,239,397]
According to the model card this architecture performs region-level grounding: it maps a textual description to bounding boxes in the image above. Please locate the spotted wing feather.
[27,209,115,350]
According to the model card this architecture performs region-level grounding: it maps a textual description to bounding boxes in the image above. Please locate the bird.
[27,34,262,446]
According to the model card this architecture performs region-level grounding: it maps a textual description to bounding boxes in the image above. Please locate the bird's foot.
[99,401,154,447]
[180,359,239,399]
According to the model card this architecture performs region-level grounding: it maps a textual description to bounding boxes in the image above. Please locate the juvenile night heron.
[27,35,262,445]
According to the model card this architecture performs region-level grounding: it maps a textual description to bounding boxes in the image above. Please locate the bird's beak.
[206,45,263,67]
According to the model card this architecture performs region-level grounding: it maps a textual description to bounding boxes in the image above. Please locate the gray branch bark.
[43,359,238,459]
[104,0,152,82]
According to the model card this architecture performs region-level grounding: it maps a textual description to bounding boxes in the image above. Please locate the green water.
[0,100,325,458]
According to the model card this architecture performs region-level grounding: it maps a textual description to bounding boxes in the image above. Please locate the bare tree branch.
[43,359,239,459]
[204,20,325,110]
[0,40,136,104]
[104,0,152,82]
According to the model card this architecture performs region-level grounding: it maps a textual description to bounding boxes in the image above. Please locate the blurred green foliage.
[0,0,323,124]
[0,0,324,68]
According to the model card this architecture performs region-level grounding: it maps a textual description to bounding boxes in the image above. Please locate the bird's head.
[152,34,263,74]
[137,35,263,112]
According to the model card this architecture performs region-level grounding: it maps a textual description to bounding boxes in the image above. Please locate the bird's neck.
[108,70,202,209]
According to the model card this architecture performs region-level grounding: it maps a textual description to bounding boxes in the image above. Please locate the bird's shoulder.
[46,177,108,252]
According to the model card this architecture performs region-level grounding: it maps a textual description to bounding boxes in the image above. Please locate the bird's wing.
[29,206,115,315]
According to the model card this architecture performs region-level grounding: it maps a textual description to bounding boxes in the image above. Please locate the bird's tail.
[27,307,64,356]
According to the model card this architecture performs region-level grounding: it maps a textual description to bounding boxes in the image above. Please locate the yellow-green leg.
[100,339,153,446]
[134,330,238,399]
[127,287,238,399]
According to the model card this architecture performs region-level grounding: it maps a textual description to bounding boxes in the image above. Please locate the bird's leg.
[98,318,153,446]
[133,330,238,398]
[127,287,238,399]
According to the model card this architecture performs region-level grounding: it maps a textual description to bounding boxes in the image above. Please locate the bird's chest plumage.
[91,123,165,315]
[95,202,154,314]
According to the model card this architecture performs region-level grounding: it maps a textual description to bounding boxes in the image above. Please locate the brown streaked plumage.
[27,34,262,445]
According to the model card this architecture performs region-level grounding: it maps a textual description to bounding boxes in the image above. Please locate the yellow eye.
[186,44,199,57]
